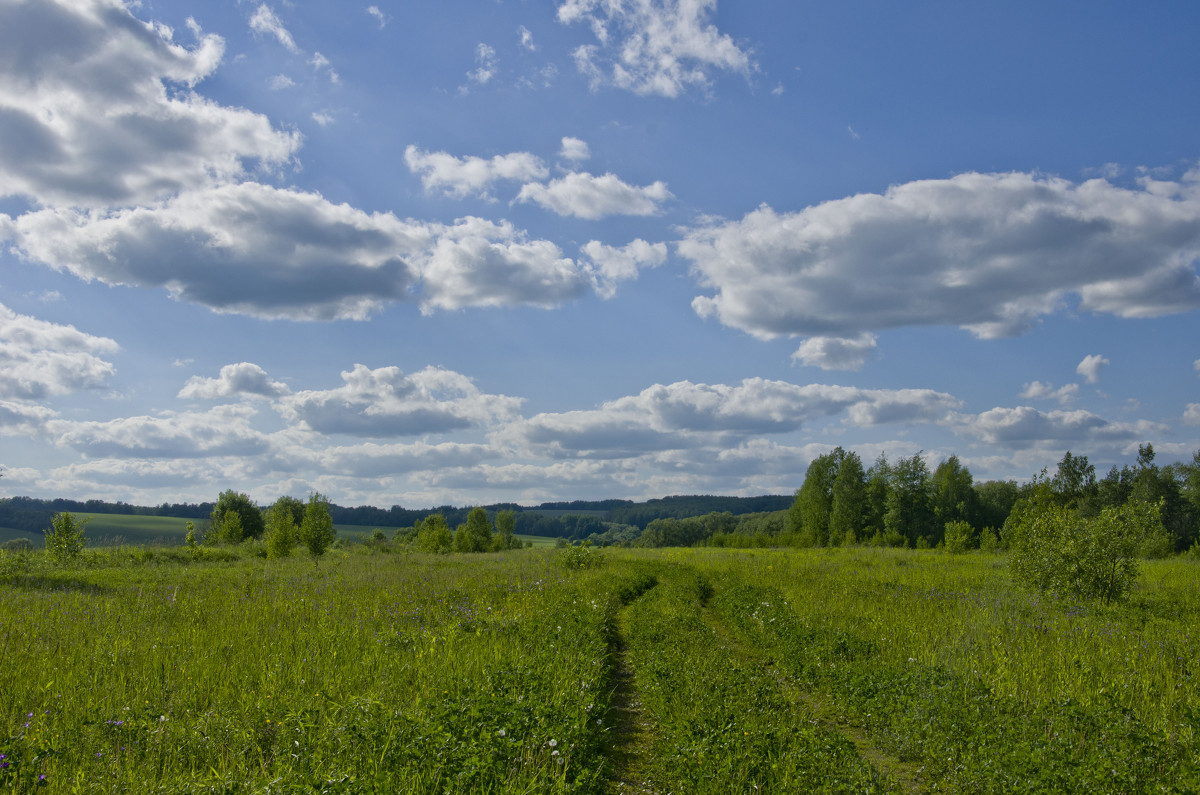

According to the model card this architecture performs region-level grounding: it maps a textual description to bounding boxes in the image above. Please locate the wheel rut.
[697,602,923,794]
[604,592,660,794]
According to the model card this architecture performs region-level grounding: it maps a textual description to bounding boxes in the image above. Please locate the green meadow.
[1,544,1198,793]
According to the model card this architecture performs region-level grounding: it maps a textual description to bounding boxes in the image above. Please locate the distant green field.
[3,514,561,548]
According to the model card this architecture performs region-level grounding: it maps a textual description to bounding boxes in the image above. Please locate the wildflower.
[497,729,506,737]
[548,738,557,748]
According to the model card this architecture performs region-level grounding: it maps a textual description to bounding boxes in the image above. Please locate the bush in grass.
[209,489,265,541]
[1007,498,1163,603]
[560,541,605,569]
[978,526,1001,552]
[1,537,34,554]
[944,520,975,554]
[415,514,452,554]
[44,511,87,564]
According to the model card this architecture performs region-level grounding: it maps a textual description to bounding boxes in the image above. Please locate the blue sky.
[2,0,1199,508]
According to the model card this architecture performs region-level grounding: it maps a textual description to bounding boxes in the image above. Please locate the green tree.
[45,511,87,564]
[974,479,1019,533]
[299,492,336,561]
[943,520,975,554]
[829,450,867,545]
[789,448,847,546]
[864,454,891,538]
[932,455,977,530]
[884,452,935,547]
[264,498,298,559]
[464,506,493,552]
[210,490,265,541]
[492,509,519,551]
[1050,451,1098,512]
[415,513,452,554]
[218,510,244,545]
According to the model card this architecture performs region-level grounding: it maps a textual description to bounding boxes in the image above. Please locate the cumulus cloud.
[579,238,667,297]
[268,74,295,90]
[178,362,290,400]
[1185,404,1200,426]
[0,0,300,209]
[1076,354,1109,384]
[515,171,672,219]
[311,111,335,127]
[0,302,118,401]
[680,170,1200,341]
[502,378,959,458]
[11,183,432,321]
[276,364,522,437]
[314,440,495,478]
[556,0,754,97]
[49,404,270,459]
[949,406,1164,448]
[309,52,340,84]
[559,136,591,162]
[1019,381,1079,405]
[10,188,647,319]
[418,216,600,311]
[791,334,877,371]
[249,4,299,53]
[0,399,59,435]
[404,145,548,200]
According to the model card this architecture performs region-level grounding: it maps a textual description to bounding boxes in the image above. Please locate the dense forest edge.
[3,443,1199,555]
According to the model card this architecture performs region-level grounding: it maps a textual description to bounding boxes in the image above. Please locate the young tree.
[218,510,243,545]
[464,506,493,552]
[264,498,297,559]
[299,492,336,561]
[789,448,845,546]
[492,509,519,551]
[829,450,867,545]
[932,455,977,529]
[210,490,265,540]
[416,513,452,554]
[45,511,87,564]
[884,453,935,547]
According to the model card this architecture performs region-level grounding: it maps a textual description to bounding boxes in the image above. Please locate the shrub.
[44,512,88,565]
[560,541,605,569]
[299,492,335,561]
[943,520,975,554]
[1008,499,1162,604]
[0,538,34,554]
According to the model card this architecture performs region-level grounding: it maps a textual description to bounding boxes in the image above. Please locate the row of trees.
[207,490,335,560]
[786,445,1200,554]
[408,507,525,554]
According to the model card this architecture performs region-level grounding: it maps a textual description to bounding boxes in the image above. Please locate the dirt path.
[697,604,924,794]
[604,602,660,795]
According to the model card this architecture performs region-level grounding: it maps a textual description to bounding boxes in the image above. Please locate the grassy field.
[1,513,560,549]
[0,544,1197,793]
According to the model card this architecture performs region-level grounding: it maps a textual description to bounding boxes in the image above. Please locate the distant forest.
[0,493,792,540]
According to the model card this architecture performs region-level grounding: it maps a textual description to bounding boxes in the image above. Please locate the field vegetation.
[1,534,1198,793]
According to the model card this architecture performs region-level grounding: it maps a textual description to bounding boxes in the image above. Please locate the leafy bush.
[44,511,87,564]
[559,541,605,569]
[0,538,34,554]
[1008,499,1162,603]
[944,520,975,553]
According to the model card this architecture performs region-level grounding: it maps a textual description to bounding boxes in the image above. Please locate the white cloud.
[49,404,270,459]
[466,43,498,87]
[311,110,335,126]
[310,52,340,84]
[949,406,1164,449]
[1184,404,1200,426]
[367,6,389,29]
[0,400,59,435]
[11,183,432,321]
[268,74,295,90]
[0,0,300,209]
[502,378,959,458]
[315,440,495,478]
[518,25,537,51]
[559,137,591,162]
[249,4,299,53]
[792,334,877,371]
[404,145,548,200]
[556,0,755,97]
[0,302,118,401]
[1019,381,1079,405]
[178,363,290,400]
[1076,354,1109,384]
[11,186,647,320]
[579,238,667,298]
[417,217,596,312]
[680,170,1200,340]
[276,364,522,437]
[1194,358,1200,375]
[515,171,671,219]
